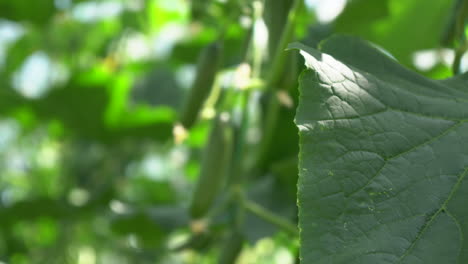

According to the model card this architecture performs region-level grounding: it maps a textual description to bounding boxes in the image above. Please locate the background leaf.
[335,0,454,67]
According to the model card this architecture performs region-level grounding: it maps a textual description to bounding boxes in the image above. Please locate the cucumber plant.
[1,0,466,263]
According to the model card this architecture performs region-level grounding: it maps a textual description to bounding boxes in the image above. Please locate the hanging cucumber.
[189,114,233,219]
[179,41,223,130]
[218,231,244,264]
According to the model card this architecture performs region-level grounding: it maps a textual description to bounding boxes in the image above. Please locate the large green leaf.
[290,36,468,264]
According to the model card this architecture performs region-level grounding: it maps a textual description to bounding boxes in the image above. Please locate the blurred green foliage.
[0,0,465,263]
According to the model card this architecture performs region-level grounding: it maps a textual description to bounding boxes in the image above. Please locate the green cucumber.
[189,114,232,219]
[218,231,244,264]
[179,41,222,129]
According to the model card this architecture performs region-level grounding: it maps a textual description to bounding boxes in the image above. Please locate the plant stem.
[243,199,298,236]
[266,0,303,89]
[229,90,252,184]
[229,1,262,229]
[233,185,247,229]
[452,0,468,74]
[254,0,303,169]
[453,44,467,75]
[229,0,303,232]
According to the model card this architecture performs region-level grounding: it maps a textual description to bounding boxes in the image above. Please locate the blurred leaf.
[243,177,296,244]
[171,23,247,67]
[131,66,183,109]
[13,217,58,247]
[146,206,189,230]
[147,0,188,31]
[259,90,298,169]
[0,0,56,26]
[110,206,189,247]
[301,23,333,49]
[335,0,390,32]
[0,199,69,227]
[3,32,41,76]
[32,69,111,139]
[270,156,298,198]
[422,62,454,80]
[335,0,454,66]
[111,211,165,246]
[257,55,299,171]
[190,0,212,21]
[123,178,177,205]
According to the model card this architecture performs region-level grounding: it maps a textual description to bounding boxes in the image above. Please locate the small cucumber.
[179,41,222,130]
[189,114,232,219]
[218,231,244,264]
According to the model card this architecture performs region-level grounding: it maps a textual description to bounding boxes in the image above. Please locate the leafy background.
[0,0,466,263]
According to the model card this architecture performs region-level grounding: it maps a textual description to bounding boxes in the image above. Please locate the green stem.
[228,3,261,229]
[453,45,467,75]
[226,0,303,232]
[452,0,468,74]
[229,90,252,184]
[233,185,247,229]
[254,0,303,169]
[243,199,298,236]
[266,0,303,89]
